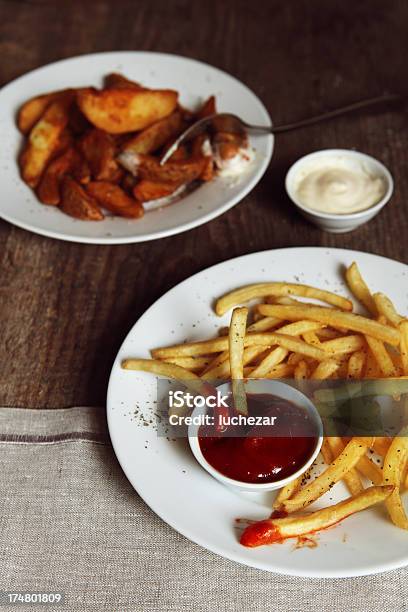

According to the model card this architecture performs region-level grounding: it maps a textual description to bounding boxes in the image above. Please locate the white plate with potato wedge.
[107,247,408,577]
[0,51,272,244]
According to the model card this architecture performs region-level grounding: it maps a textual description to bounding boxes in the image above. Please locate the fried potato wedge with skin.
[258,304,400,346]
[20,96,73,188]
[79,129,120,181]
[215,283,353,315]
[60,177,104,220]
[196,95,216,119]
[241,486,394,547]
[119,152,206,183]
[37,147,81,205]
[77,87,178,134]
[104,73,142,90]
[132,180,181,203]
[383,432,408,529]
[282,437,374,513]
[122,110,183,155]
[17,88,73,134]
[86,182,144,219]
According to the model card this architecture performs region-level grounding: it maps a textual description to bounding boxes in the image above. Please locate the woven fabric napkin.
[0,406,406,612]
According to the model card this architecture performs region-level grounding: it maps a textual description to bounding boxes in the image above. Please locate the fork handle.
[254,93,403,134]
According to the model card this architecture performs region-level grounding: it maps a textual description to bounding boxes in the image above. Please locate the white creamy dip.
[295,159,386,215]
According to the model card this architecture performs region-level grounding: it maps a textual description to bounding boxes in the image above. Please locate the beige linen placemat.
[0,406,406,612]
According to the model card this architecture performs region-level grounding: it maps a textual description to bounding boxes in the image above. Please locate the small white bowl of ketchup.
[188,379,323,493]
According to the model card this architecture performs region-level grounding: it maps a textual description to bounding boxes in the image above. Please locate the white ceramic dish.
[188,379,323,493]
[285,149,393,233]
[0,51,273,244]
[107,247,408,577]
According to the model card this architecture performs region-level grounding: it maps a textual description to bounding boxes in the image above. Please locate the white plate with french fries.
[0,51,272,243]
[107,247,408,577]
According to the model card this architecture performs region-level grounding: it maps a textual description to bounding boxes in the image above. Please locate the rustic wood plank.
[0,0,407,407]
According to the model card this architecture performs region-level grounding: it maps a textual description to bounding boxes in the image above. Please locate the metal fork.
[160,93,402,165]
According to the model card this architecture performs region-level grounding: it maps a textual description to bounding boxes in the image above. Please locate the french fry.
[258,304,400,347]
[121,358,209,396]
[326,436,363,495]
[77,87,178,134]
[273,475,303,510]
[311,360,339,380]
[60,176,104,221]
[246,317,283,333]
[294,360,308,380]
[264,363,295,379]
[365,335,397,377]
[321,335,365,356]
[240,486,394,546]
[302,331,321,346]
[162,356,212,372]
[347,350,366,379]
[17,89,72,134]
[86,182,144,219]
[20,95,73,187]
[79,129,121,181]
[122,110,183,155]
[400,321,408,376]
[201,346,266,381]
[345,262,377,315]
[374,293,405,327]
[356,454,383,485]
[152,332,329,361]
[282,437,374,513]
[383,431,408,529]
[229,308,248,415]
[250,321,322,378]
[215,283,353,315]
[321,438,333,464]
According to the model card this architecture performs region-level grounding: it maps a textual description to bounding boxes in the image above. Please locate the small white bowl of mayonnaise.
[285,149,393,233]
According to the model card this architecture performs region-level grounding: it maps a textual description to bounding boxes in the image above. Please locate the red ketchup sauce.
[198,393,318,484]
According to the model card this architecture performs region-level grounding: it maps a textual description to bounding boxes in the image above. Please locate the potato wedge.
[77,87,178,134]
[86,181,144,219]
[122,110,183,155]
[79,129,121,181]
[17,89,72,134]
[104,73,143,90]
[196,95,216,119]
[119,152,206,184]
[60,176,104,220]
[37,147,81,205]
[132,180,181,203]
[20,95,73,188]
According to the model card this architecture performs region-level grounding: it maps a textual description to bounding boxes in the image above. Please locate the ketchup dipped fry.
[240,485,394,547]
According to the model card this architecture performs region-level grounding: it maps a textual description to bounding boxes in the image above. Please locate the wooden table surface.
[1,0,407,408]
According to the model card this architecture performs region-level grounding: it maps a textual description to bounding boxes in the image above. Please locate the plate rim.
[0,50,273,244]
[107,246,408,578]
